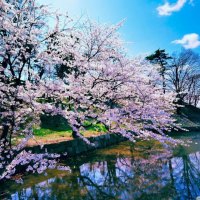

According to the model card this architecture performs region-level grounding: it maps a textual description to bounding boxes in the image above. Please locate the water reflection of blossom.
[2,143,200,200]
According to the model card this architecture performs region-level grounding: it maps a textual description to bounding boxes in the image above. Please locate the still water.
[1,132,200,200]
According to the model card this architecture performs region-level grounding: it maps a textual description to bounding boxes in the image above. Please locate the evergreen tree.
[146,49,172,93]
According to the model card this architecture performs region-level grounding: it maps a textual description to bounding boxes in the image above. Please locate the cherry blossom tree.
[60,20,180,145]
[0,0,181,181]
[0,0,72,181]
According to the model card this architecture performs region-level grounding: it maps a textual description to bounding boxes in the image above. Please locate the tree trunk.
[0,125,9,141]
[72,130,80,139]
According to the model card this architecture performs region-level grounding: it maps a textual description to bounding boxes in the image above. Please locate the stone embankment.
[27,133,126,157]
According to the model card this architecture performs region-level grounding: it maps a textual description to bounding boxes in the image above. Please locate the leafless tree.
[185,74,200,107]
[167,49,200,107]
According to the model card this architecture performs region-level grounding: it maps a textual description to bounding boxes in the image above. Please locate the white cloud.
[172,33,200,49]
[157,0,187,16]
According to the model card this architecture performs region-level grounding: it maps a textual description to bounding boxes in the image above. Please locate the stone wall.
[27,133,126,157]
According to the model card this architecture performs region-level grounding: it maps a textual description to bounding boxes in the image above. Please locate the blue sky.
[39,0,200,56]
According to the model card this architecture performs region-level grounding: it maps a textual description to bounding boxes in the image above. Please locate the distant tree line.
[146,49,200,109]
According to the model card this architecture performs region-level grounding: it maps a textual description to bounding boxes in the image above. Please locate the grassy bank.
[15,104,200,146]
[26,115,107,146]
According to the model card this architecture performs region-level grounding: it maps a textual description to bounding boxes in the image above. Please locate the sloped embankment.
[175,104,200,131]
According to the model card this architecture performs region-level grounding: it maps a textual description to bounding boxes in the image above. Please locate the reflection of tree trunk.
[71,165,81,190]
[32,185,39,200]
[130,144,135,165]
[107,159,117,184]
[182,155,192,199]
[169,160,174,186]
[78,162,115,199]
